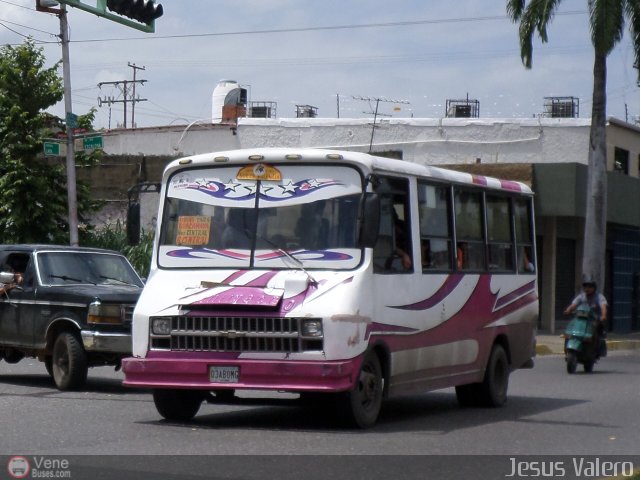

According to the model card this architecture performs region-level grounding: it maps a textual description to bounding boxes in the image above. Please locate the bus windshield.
[158,164,364,270]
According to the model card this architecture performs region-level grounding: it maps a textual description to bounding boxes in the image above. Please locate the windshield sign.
[159,164,364,270]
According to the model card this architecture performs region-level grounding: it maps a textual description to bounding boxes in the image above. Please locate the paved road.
[1,352,639,478]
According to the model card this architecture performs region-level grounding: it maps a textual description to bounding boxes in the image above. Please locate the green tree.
[507,1,640,288]
[0,39,99,244]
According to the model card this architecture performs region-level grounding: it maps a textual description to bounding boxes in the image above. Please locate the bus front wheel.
[153,389,204,422]
[343,351,384,428]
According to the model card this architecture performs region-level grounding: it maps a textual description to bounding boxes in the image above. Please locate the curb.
[607,340,640,352]
[536,339,640,356]
[535,345,555,355]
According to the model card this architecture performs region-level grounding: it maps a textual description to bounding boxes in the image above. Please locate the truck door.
[0,252,36,347]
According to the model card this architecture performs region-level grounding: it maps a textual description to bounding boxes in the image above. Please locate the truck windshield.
[37,252,144,287]
[158,164,364,270]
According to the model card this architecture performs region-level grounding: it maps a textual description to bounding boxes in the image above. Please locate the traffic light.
[106,0,163,25]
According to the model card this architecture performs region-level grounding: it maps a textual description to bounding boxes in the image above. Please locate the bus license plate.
[209,366,239,383]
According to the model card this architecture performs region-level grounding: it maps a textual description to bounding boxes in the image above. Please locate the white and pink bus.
[122,148,538,427]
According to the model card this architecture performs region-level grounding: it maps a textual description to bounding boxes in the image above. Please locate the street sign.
[83,135,103,151]
[66,112,78,129]
[43,142,65,157]
[74,135,103,152]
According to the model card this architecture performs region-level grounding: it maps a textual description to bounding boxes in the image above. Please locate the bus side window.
[515,199,535,273]
[373,177,413,274]
[454,189,485,271]
[418,182,452,271]
[486,195,514,272]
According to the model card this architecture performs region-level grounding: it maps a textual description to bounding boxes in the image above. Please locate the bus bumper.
[122,353,362,392]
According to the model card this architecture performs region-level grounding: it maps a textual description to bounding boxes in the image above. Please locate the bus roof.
[167,147,533,195]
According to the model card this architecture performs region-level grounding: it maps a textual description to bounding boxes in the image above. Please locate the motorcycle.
[564,304,602,374]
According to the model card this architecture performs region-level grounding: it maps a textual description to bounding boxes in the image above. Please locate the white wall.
[99,117,592,167]
[236,117,592,165]
[102,123,240,157]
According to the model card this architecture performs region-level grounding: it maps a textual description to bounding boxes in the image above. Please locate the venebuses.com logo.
[6,456,72,479]
[7,456,30,479]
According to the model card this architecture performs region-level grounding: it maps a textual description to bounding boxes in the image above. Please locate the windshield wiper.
[245,229,318,286]
[49,274,87,283]
[99,275,139,287]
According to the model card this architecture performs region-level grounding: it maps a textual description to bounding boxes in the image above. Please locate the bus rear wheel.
[343,351,384,428]
[456,344,509,407]
[153,389,204,422]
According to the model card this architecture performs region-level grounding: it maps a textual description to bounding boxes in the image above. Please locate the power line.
[0,16,57,36]
[0,20,39,41]
[0,0,36,11]
[98,64,148,128]
[28,10,589,45]
[66,44,590,73]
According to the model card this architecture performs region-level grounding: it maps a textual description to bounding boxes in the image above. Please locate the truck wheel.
[153,389,204,421]
[583,361,594,373]
[45,356,54,378]
[52,332,88,390]
[343,351,384,428]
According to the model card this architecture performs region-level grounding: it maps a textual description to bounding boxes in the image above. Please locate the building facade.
[93,116,640,332]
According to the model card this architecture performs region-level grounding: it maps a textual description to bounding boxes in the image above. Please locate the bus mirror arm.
[358,192,380,249]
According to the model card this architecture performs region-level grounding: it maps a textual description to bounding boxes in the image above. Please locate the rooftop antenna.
[352,95,410,152]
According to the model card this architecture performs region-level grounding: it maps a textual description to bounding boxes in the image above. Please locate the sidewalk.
[536,331,640,355]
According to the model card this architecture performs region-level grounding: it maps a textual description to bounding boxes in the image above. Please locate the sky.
[1,0,640,130]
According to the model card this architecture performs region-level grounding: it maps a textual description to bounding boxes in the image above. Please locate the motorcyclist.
[563,279,608,356]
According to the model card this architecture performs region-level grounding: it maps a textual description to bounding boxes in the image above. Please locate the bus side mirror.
[359,193,380,248]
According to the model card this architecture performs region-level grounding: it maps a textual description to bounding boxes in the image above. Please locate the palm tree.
[507,0,640,290]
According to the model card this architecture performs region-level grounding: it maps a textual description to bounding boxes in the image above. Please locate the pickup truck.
[0,245,144,390]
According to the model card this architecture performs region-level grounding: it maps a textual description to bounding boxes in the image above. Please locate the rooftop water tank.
[211,80,247,123]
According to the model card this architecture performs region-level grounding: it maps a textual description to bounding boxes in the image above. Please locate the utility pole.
[98,67,147,128]
[352,96,410,152]
[36,1,79,246]
[60,4,79,246]
[36,0,163,246]
[128,62,146,128]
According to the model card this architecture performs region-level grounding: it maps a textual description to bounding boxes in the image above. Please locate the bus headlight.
[301,318,323,337]
[151,318,172,335]
[88,301,123,324]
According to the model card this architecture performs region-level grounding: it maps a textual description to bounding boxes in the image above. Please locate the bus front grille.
[150,315,323,353]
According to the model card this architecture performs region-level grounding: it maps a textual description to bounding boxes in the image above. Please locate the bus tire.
[455,383,479,407]
[343,351,384,428]
[153,389,203,421]
[456,344,509,408]
[480,344,509,407]
[213,389,235,401]
[2,349,24,364]
[52,332,88,390]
